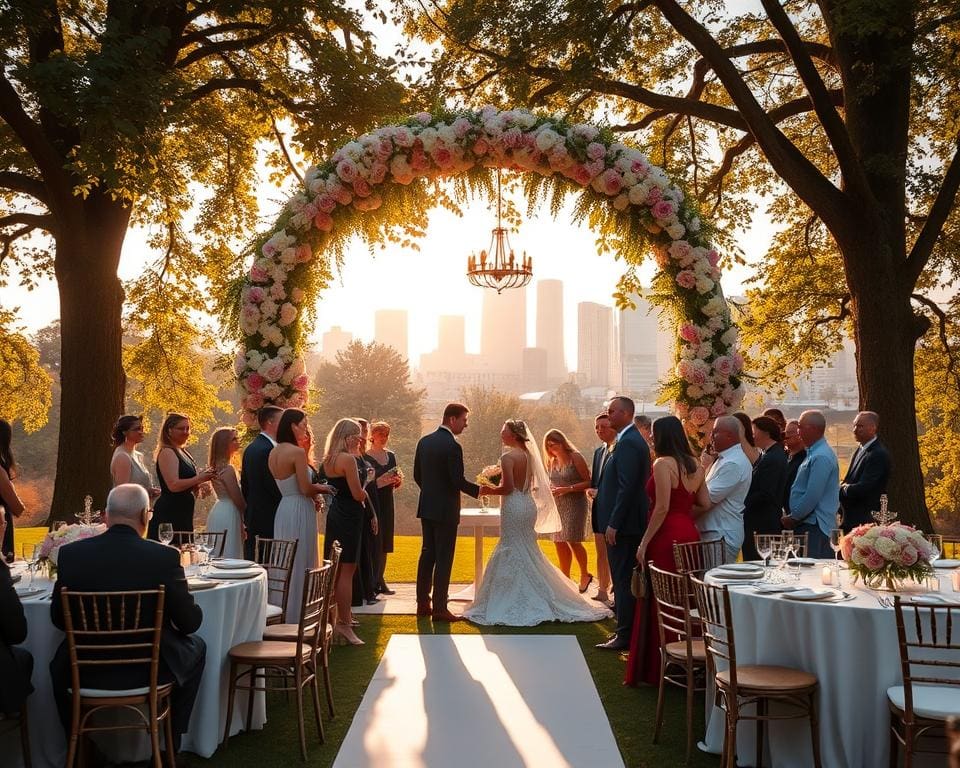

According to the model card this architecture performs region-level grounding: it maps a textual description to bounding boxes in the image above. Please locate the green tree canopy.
[0,0,406,519]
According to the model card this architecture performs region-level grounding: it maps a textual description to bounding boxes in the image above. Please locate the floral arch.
[230,107,744,437]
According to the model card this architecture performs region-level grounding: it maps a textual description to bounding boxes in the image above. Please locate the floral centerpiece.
[39,522,106,567]
[840,522,937,591]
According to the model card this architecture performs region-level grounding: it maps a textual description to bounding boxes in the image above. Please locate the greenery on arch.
[226,107,745,436]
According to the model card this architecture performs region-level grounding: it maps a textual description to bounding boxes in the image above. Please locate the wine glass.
[927,534,943,568]
[829,528,844,584]
[194,532,210,575]
[158,523,174,546]
[755,534,774,570]
[21,543,39,587]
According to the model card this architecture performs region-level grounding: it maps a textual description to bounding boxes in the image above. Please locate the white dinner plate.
[211,558,256,570]
[781,588,842,602]
[187,578,218,591]
[203,568,261,580]
[15,586,46,599]
[933,559,960,569]
[786,557,817,567]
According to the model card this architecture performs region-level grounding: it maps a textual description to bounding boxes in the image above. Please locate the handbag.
[630,565,647,599]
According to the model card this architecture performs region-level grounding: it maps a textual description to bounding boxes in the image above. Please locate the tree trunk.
[849,263,932,531]
[49,196,129,524]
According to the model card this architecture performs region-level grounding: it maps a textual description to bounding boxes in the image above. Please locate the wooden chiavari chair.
[254,537,299,626]
[169,530,226,558]
[673,538,726,576]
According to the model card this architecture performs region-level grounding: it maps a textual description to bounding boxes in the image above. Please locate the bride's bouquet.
[476,464,502,488]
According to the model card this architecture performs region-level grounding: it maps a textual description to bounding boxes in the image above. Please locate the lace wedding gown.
[464,484,613,627]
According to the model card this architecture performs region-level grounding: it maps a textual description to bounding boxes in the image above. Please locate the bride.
[464,420,612,626]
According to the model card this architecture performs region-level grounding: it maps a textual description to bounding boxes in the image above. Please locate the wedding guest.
[733,411,761,465]
[241,405,283,559]
[271,409,331,623]
[694,416,752,562]
[109,415,160,500]
[207,427,246,559]
[322,418,369,645]
[742,416,789,560]
[782,419,807,515]
[353,418,380,606]
[781,410,839,558]
[634,413,655,457]
[586,413,615,605]
[368,421,401,595]
[762,407,787,432]
[839,411,891,532]
[0,514,32,716]
[150,413,216,540]
[50,484,206,760]
[0,419,25,561]
[625,415,707,686]
[543,429,593,592]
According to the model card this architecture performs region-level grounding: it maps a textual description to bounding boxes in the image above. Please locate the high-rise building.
[374,309,409,360]
[535,280,566,384]
[620,295,662,398]
[420,315,467,372]
[321,325,352,361]
[577,302,614,388]
[522,347,549,392]
[480,285,527,374]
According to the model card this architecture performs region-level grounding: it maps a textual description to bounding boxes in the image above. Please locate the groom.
[241,405,283,560]
[594,396,650,650]
[414,402,480,622]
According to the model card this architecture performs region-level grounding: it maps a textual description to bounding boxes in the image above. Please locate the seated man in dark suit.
[0,514,33,717]
[50,484,205,760]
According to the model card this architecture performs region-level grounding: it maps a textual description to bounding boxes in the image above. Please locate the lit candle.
[821,566,834,585]
[953,570,960,592]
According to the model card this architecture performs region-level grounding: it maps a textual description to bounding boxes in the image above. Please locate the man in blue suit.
[593,396,650,650]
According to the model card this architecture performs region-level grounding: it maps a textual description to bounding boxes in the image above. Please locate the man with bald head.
[839,411,891,532]
[50,484,206,761]
[695,415,753,562]
[781,409,840,558]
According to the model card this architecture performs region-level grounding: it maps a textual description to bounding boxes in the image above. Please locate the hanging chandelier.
[466,169,533,293]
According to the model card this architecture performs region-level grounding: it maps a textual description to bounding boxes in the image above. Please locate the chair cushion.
[265,604,283,620]
[229,640,308,662]
[887,684,959,720]
[263,623,331,644]
[717,665,817,692]
[71,684,172,698]
[665,639,706,661]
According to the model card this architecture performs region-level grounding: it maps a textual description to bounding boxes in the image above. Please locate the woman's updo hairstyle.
[505,419,530,444]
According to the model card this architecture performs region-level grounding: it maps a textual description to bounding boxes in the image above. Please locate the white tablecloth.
[8,568,268,767]
[702,563,959,767]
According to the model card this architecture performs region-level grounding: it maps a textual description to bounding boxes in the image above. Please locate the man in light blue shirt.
[782,410,839,558]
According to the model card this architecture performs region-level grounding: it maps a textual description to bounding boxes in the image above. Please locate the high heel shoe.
[334,623,364,646]
[579,573,594,594]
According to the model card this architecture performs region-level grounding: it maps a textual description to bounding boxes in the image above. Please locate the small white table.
[451,508,501,602]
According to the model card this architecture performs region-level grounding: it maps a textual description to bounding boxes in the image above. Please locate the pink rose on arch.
[452,117,472,139]
[652,200,676,219]
[278,303,297,327]
[241,411,258,428]
[572,164,593,186]
[713,356,734,376]
[679,323,701,344]
[585,142,606,161]
[675,270,696,289]
[249,264,269,283]
[317,195,336,213]
[243,393,264,411]
[707,249,721,267]
[732,353,745,372]
[313,212,333,232]
[334,187,353,205]
[415,112,432,125]
[353,178,372,198]
[262,242,278,257]
[292,374,310,391]
[598,168,623,196]
[291,288,305,304]
[502,127,523,149]
[433,146,453,167]
[631,159,650,177]
[710,398,727,417]
[246,373,265,393]
[269,283,286,300]
[295,244,312,263]
[336,159,358,182]
[689,406,710,426]
[473,138,490,156]
[246,287,266,304]
[369,162,388,184]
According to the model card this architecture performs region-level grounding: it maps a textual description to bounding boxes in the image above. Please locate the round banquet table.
[7,565,267,768]
[701,562,959,768]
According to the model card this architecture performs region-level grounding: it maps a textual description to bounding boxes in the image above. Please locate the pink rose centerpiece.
[840,522,936,591]
[39,522,106,566]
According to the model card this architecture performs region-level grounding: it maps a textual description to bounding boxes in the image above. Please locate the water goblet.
[158,523,174,546]
[829,528,844,585]
[21,543,40,586]
[194,533,210,575]
[926,534,942,568]
[755,534,774,571]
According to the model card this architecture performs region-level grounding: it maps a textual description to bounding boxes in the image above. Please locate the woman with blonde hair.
[151,413,217,540]
[542,428,593,592]
[322,418,370,645]
[206,427,246,558]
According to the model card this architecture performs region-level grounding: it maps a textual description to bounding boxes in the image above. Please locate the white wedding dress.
[464,476,612,627]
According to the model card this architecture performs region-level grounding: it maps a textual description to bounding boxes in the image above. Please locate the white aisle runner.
[333,634,625,768]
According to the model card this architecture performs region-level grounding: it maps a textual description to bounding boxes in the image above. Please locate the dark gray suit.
[414,427,480,609]
[0,563,32,715]
[241,433,282,559]
[594,424,650,642]
[839,439,891,532]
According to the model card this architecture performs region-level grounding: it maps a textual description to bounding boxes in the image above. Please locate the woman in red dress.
[624,415,709,686]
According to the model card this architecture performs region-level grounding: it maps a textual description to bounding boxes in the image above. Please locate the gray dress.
[111,447,154,498]
[273,474,319,623]
[549,462,589,542]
